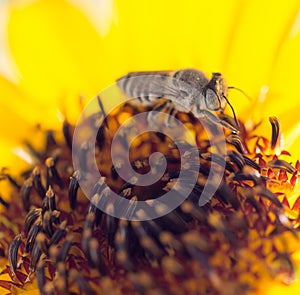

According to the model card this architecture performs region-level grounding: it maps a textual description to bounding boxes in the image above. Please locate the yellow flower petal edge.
[7,0,126,122]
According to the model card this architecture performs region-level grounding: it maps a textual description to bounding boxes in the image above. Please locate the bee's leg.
[166,106,178,127]
[153,100,171,112]
[147,100,171,125]
[198,110,239,133]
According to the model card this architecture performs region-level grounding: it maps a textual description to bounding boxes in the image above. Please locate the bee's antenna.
[228,86,252,101]
[222,95,239,128]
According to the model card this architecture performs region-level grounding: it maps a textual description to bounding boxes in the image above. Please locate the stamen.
[0,168,21,189]
[89,238,107,275]
[267,159,297,174]
[56,235,73,263]
[36,260,46,294]
[69,269,97,295]
[46,157,64,189]
[0,195,10,208]
[62,120,73,150]
[29,240,42,272]
[24,208,42,234]
[68,170,81,210]
[269,116,280,150]
[25,223,42,253]
[20,178,33,212]
[8,234,23,276]
[32,167,46,199]
[36,233,48,255]
[49,220,67,246]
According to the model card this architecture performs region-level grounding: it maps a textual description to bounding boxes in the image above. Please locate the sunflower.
[1,0,300,294]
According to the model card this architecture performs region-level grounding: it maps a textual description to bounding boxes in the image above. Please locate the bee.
[117,69,238,132]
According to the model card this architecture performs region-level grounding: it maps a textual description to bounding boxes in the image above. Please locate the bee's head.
[205,73,238,128]
[205,73,228,110]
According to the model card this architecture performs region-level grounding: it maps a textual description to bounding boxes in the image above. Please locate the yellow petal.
[264,278,300,295]
[284,121,300,158]
[225,1,300,116]
[114,0,240,72]
[0,75,47,167]
[7,0,126,122]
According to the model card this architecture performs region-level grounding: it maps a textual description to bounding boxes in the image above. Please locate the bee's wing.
[119,70,173,78]
[117,70,181,99]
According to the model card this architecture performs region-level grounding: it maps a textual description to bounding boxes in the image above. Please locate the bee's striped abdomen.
[117,71,171,103]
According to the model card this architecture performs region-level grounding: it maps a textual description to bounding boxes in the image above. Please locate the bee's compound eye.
[205,89,220,111]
